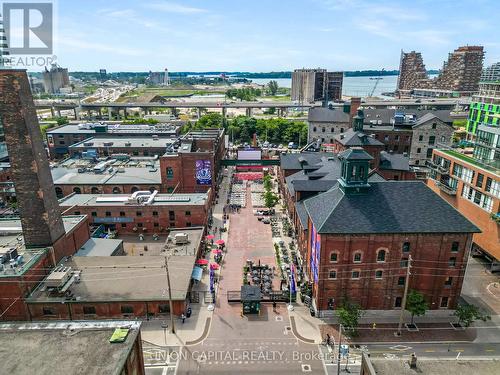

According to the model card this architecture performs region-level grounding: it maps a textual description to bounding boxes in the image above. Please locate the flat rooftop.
[75,238,124,257]
[47,122,180,135]
[52,166,161,185]
[28,227,204,302]
[69,136,177,149]
[59,193,208,207]
[0,215,87,235]
[0,321,141,375]
[0,216,87,278]
[369,358,500,375]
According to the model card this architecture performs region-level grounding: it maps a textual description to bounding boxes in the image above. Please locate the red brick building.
[0,215,91,321]
[0,321,145,375]
[301,148,479,315]
[160,129,226,195]
[59,192,210,234]
[26,228,204,320]
[427,149,500,271]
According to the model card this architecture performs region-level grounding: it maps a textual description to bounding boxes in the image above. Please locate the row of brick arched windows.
[329,249,387,263]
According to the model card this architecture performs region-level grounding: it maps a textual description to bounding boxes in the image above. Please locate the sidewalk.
[141,173,233,347]
[141,304,212,347]
[288,301,500,344]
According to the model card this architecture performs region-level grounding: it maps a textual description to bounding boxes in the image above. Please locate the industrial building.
[59,191,210,234]
[0,321,145,375]
[42,63,70,94]
[291,68,343,103]
[397,46,485,97]
[26,227,204,320]
[46,122,181,158]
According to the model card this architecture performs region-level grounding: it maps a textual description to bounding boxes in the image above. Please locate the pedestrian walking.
[326,333,331,346]
[181,313,186,324]
[272,301,277,312]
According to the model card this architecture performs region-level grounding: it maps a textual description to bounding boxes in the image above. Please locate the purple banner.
[195,160,212,185]
[310,224,320,284]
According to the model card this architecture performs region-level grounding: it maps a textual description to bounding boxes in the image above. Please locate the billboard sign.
[237,149,262,160]
[195,160,212,185]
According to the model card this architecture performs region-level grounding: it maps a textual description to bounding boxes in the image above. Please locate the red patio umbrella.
[210,263,220,270]
[212,249,222,254]
[206,235,215,240]
[215,239,225,245]
[196,259,209,265]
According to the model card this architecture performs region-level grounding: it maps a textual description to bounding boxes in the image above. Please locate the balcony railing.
[435,181,457,195]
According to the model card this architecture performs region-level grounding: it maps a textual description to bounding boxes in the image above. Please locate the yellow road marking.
[424,350,435,352]
[485,349,495,352]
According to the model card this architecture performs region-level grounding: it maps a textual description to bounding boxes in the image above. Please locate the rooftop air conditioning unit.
[125,142,132,146]
[174,233,189,245]
[45,266,73,288]
[83,142,94,146]
[103,142,114,147]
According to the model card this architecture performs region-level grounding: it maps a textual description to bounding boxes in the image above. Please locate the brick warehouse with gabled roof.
[301,148,480,315]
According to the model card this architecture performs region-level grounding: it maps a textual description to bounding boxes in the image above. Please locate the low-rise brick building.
[0,215,91,321]
[301,148,479,315]
[46,122,180,158]
[27,227,204,320]
[0,321,145,375]
[59,192,210,234]
[410,113,454,166]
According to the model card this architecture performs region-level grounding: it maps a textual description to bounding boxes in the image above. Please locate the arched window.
[330,252,338,263]
[131,186,139,193]
[112,187,121,194]
[313,127,317,132]
[73,187,81,194]
[166,167,174,179]
[91,187,100,194]
[149,187,156,193]
[377,249,387,262]
[353,252,362,263]
[55,187,63,199]
[167,187,174,193]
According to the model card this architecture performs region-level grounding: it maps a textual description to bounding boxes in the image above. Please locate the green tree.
[336,300,363,336]
[263,191,278,208]
[195,113,224,129]
[267,80,279,96]
[454,303,491,327]
[263,174,272,191]
[405,290,429,325]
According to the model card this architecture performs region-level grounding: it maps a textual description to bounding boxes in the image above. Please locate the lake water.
[248,76,398,97]
[247,74,439,98]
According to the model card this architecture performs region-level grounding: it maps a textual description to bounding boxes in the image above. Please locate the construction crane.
[368,68,385,97]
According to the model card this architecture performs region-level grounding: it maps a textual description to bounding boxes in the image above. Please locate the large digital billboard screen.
[195,160,212,185]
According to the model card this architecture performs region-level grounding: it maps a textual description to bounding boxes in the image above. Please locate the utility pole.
[397,254,412,336]
[337,323,342,375]
[164,255,176,334]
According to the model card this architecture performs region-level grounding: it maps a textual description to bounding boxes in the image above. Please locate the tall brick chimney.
[0,69,65,247]
[350,97,361,117]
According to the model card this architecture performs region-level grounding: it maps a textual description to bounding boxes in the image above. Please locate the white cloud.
[144,2,208,14]
[57,35,145,57]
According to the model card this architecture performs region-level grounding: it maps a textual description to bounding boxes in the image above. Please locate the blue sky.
[53,0,500,72]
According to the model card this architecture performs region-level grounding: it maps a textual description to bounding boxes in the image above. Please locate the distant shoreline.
[57,70,440,79]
